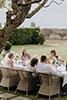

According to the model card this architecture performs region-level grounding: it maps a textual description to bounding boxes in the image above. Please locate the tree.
[0,0,64,53]
[30,22,36,28]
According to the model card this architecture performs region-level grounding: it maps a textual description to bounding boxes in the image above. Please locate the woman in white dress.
[2,53,14,67]
[48,50,64,64]
[21,48,30,62]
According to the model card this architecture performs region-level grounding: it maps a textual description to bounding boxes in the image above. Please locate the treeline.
[8,28,45,45]
[41,28,67,40]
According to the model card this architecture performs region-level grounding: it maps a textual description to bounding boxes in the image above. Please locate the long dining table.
[0,61,67,86]
[0,61,67,95]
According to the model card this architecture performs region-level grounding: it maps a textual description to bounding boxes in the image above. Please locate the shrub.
[31,29,40,44]
[8,28,45,45]
[4,41,12,51]
[39,34,45,44]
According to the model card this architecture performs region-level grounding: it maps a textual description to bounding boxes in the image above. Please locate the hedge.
[8,28,45,45]
[4,41,12,51]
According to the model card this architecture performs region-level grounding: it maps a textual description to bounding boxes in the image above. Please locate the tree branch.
[43,0,64,8]
[26,0,48,18]
[52,0,64,5]
[21,0,42,5]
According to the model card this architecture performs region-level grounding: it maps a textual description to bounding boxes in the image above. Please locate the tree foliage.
[4,41,12,51]
[8,28,45,45]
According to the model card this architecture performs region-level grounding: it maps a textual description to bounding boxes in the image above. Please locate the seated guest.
[48,50,64,64]
[2,53,14,67]
[30,58,38,67]
[21,48,30,61]
[36,55,57,74]
[28,57,38,71]
[28,57,41,87]
[7,53,14,67]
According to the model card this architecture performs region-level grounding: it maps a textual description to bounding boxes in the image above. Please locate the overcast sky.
[0,0,67,28]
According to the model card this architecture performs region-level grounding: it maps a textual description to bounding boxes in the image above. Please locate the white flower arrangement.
[49,58,56,64]
[49,57,62,65]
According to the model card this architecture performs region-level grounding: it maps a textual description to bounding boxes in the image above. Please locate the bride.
[2,53,14,67]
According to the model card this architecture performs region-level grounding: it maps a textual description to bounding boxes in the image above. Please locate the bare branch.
[52,0,64,5]
[44,0,54,7]
[18,0,42,6]
[26,0,64,18]
[26,0,48,18]
[43,0,64,8]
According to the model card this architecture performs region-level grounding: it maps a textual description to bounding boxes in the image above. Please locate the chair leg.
[49,96,51,100]
[15,89,17,94]
[36,93,39,98]
[8,87,9,92]
[26,90,28,96]
[58,94,60,99]
[8,78,10,92]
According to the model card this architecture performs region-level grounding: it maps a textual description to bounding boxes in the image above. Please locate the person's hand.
[60,59,64,63]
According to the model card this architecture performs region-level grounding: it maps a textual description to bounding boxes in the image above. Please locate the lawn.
[12,44,67,61]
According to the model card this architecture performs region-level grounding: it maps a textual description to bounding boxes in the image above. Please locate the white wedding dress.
[1,53,10,67]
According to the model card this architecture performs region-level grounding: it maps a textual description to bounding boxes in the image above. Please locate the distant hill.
[41,28,67,40]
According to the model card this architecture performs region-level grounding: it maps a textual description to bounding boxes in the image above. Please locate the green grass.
[12,44,67,60]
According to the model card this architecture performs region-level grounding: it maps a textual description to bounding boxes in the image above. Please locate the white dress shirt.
[36,62,58,75]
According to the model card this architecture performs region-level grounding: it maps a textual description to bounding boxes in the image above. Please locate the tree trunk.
[0,4,31,53]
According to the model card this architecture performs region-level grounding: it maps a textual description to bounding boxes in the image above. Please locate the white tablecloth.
[51,64,67,86]
[0,62,67,87]
[36,64,67,87]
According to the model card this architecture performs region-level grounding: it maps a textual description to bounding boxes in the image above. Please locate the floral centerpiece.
[49,56,63,65]
[49,58,56,64]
